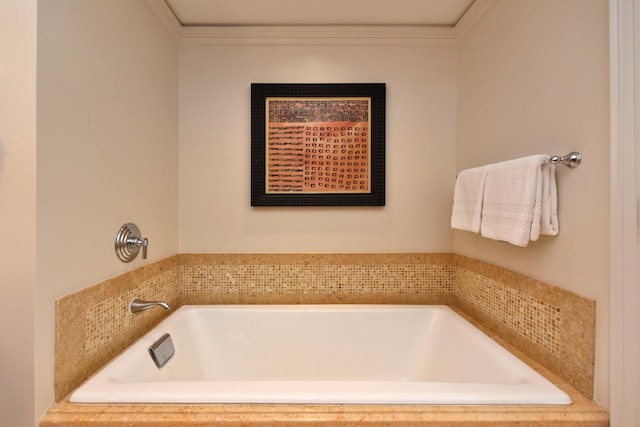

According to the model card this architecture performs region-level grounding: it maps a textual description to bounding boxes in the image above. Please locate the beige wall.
[35,0,179,420]
[0,0,37,426]
[178,44,457,253]
[455,0,610,405]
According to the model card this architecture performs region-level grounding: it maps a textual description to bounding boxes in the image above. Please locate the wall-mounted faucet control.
[115,223,148,262]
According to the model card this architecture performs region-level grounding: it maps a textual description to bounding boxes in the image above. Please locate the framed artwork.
[251,83,385,206]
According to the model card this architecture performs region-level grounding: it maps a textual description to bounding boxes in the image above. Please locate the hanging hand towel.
[539,162,559,236]
[451,165,489,233]
[480,155,553,247]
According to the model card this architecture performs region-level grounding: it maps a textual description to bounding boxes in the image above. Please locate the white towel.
[480,155,557,247]
[539,161,558,236]
[451,165,489,233]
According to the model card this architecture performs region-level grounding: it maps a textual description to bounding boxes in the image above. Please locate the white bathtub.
[69,305,571,405]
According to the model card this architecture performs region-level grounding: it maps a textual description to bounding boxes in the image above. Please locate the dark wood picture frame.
[251,83,385,206]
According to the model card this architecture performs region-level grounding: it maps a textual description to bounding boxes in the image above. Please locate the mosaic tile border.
[453,254,596,398]
[180,264,455,296]
[54,253,596,402]
[177,252,455,266]
[454,268,561,355]
[55,256,180,401]
[85,269,178,357]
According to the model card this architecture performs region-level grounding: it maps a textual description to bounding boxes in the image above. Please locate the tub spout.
[130,299,170,314]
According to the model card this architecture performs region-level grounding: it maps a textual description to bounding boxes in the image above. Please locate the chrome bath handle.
[115,223,148,262]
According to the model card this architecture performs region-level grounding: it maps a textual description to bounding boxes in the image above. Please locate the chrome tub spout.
[130,299,170,313]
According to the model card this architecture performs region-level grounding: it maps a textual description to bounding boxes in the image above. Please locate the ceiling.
[163,0,477,27]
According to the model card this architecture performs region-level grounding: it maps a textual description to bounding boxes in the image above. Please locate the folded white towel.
[480,155,556,247]
[451,165,489,233]
[540,162,559,236]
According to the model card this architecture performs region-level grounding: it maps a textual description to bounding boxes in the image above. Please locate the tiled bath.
[48,253,606,426]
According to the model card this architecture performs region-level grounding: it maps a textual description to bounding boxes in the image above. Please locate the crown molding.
[146,0,490,45]
[453,0,496,41]
[180,25,456,46]
[146,0,181,40]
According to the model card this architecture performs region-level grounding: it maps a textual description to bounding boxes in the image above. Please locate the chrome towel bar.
[549,151,582,168]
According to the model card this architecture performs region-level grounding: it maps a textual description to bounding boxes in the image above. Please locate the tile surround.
[178,253,456,305]
[454,267,562,355]
[180,263,455,298]
[453,254,596,397]
[84,268,179,357]
[54,252,596,404]
[54,256,180,401]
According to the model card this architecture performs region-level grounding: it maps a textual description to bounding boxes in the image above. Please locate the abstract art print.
[251,83,385,206]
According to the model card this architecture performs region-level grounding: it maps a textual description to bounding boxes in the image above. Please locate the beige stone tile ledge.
[40,393,608,427]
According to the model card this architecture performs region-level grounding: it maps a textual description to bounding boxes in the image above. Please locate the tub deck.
[42,396,608,427]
